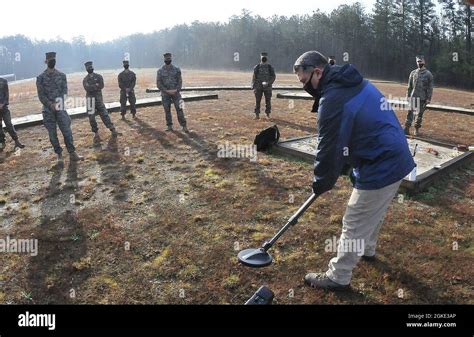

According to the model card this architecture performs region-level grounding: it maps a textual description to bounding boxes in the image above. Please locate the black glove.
[312,182,323,196]
[341,164,356,187]
[349,171,356,186]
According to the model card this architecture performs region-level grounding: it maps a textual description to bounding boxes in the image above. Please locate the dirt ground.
[0,69,472,304]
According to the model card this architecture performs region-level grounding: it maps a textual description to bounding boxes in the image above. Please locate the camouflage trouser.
[254,88,272,115]
[0,105,19,142]
[42,109,76,155]
[162,92,186,127]
[120,89,137,115]
[405,98,427,129]
[87,98,115,133]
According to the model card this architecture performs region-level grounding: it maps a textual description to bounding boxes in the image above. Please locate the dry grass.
[0,70,472,304]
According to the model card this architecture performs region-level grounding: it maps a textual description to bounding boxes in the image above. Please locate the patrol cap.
[261,52,268,57]
[416,55,425,61]
[84,61,93,67]
[45,52,56,60]
[293,51,328,73]
[123,60,130,65]
[163,53,172,58]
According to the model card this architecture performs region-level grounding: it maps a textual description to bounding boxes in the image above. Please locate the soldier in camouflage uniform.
[251,52,276,119]
[0,77,25,151]
[404,55,434,136]
[157,53,188,133]
[83,61,118,137]
[36,52,83,162]
[118,60,137,119]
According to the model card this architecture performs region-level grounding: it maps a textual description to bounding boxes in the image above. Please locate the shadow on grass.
[95,136,131,202]
[28,160,88,304]
[369,258,454,303]
[132,117,175,150]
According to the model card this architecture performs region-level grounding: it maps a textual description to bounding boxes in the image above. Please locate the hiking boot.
[121,113,126,121]
[69,152,84,162]
[57,152,64,162]
[404,126,410,136]
[265,112,271,118]
[414,128,420,136]
[254,114,260,120]
[304,273,350,291]
[0,141,6,151]
[182,126,190,133]
[132,113,137,119]
[165,125,173,132]
[111,129,119,137]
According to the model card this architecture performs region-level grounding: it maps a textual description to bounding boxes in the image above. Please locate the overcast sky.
[2,0,376,43]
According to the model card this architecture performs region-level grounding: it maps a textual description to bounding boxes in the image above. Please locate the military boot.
[14,140,25,149]
[70,152,84,162]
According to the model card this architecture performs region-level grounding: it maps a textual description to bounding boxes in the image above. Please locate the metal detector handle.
[262,194,318,251]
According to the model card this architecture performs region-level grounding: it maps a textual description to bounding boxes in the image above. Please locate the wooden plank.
[276,92,312,100]
[146,86,303,93]
[272,135,474,195]
[4,94,218,130]
[276,93,474,116]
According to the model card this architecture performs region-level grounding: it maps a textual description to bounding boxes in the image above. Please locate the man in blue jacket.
[293,51,415,290]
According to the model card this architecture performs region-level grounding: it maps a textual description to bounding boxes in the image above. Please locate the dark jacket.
[312,64,415,194]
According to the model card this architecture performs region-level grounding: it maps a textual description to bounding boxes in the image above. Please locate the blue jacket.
[312,64,415,194]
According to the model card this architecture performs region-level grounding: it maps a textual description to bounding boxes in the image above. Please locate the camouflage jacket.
[0,78,9,106]
[36,69,68,110]
[252,63,276,90]
[407,68,434,101]
[83,72,104,100]
[118,69,136,91]
[157,64,182,93]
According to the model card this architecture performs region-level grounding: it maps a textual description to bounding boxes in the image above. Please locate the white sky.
[1,0,376,43]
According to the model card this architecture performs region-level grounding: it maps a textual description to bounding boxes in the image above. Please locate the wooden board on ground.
[146,86,303,93]
[273,135,474,194]
[276,92,474,116]
[4,94,218,129]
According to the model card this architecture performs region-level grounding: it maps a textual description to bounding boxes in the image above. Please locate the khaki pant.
[326,180,402,285]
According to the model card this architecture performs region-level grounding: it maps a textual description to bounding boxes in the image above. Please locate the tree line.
[0,1,472,89]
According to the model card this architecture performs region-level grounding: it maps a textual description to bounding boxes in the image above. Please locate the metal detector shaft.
[262,194,318,251]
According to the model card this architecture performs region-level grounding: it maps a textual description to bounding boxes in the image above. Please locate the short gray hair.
[294,51,328,73]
